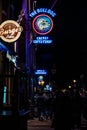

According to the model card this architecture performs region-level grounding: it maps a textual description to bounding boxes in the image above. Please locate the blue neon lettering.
[29,8,56,17]
[33,39,52,44]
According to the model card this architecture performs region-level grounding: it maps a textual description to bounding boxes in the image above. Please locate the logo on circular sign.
[32,14,53,35]
[0,20,23,43]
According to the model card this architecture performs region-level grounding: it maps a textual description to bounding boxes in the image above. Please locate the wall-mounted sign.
[29,8,56,44]
[0,20,23,43]
[34,69,47,75]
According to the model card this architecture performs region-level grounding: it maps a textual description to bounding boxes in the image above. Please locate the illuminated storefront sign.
[0,20,23,43]
[29,8,56,44]
[34,69,47,75]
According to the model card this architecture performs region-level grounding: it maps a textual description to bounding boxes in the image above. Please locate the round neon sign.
[32,14,53,35]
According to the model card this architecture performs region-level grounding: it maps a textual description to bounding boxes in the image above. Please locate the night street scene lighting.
[0,0,87,130]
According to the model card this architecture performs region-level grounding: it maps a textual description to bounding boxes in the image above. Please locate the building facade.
[0,0,36,112]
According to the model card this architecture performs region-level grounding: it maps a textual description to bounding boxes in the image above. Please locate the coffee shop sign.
[29,8,56,44]
[0,20,23,43]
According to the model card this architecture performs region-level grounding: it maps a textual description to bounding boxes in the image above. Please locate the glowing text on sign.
[33,36,52,44]
[29,8,56,18]
[35,69,47,75]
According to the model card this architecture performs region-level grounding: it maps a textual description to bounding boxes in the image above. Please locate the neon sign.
[32,14,53,35]
[33,36,52,44]
[29,8,56,44]
[35,69,47,75]
[0,20,23,43]
[29,8,56,18]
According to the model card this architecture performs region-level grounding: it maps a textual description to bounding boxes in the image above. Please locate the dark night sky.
[35,1,87,81]
[7,0,87,81]
[35,0,80,77]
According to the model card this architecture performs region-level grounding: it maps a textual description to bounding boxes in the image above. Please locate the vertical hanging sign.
[29,8,56,44]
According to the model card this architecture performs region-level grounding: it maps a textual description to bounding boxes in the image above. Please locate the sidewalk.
[27,117,54,130]
[27,117,52,126]
[27,114,87,130]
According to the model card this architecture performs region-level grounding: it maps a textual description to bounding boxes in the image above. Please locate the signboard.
[0,20,23,43]
[29,8,56,44]
[34,69,47,75]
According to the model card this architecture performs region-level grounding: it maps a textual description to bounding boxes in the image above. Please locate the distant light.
[44,85,52,91]
[38,80,45,86]
[38,75,43,80]
[68,85,72,89]
[73,80,76,83]
[61,89,66,93]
